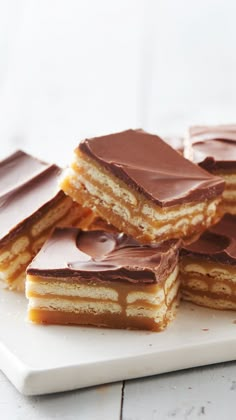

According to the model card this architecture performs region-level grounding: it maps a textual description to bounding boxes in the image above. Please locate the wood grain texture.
[0,371,123,420]
[2,362,236,419]
[122,362,236,420]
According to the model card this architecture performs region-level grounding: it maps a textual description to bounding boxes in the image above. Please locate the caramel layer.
[182,289,236,311]
[182,284,236,302]
[61,152,221,244]
[181,273,236,297]
[27,297,179,332]
[73,155,218,231]
[180,257,236,280]
[180,260,236,310]
[26,268,180,331]
[27,265,179,307]
[200,169,236,215]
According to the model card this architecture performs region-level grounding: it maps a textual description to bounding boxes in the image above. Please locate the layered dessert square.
[60,129,224,244]
[180,214,236,310]
[26,228,181,331]
[0,151,91,291]
[186,124,236,214]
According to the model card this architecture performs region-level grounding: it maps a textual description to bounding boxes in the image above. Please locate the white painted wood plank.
[0,371,122,420]
[122,362,236,420]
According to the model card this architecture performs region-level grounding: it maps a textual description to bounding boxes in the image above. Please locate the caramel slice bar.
[186,124,236,215]
[60,129,224,244]
[0,151,91,291]
[180,214,236,310]
[26,228,181,331]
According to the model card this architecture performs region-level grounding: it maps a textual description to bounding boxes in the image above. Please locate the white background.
[0,0,236,164]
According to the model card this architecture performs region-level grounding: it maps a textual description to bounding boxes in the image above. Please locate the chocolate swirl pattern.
[26,228,181,331]
[28,228,180,283]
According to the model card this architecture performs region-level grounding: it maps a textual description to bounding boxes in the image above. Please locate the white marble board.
[0,291,235,396]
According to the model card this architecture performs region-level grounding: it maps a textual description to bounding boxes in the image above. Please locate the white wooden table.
[0,362,235,419]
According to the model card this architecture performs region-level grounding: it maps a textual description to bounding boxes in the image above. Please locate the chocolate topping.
[27,228,180,284]
[79,130,224,207]
[0,150,64,245]
[189,125,236,142]
[181,214,236,265]
[209,213,236,239]
[189,125,236,171]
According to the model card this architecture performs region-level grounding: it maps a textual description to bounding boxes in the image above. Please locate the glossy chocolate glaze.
[189,125,236,171]
[79,129,224,207]
[0,150,64,245]
[27,228,180,284]
[181,214,236,265]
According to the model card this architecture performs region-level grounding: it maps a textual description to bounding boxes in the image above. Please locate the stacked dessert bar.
[186,124,236,214]
[26,229,181,331]
[0,151,92,290]
[25,129,228,331]
[60,130,223,244]
[180,214,236,311]
[179,124,236,310]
